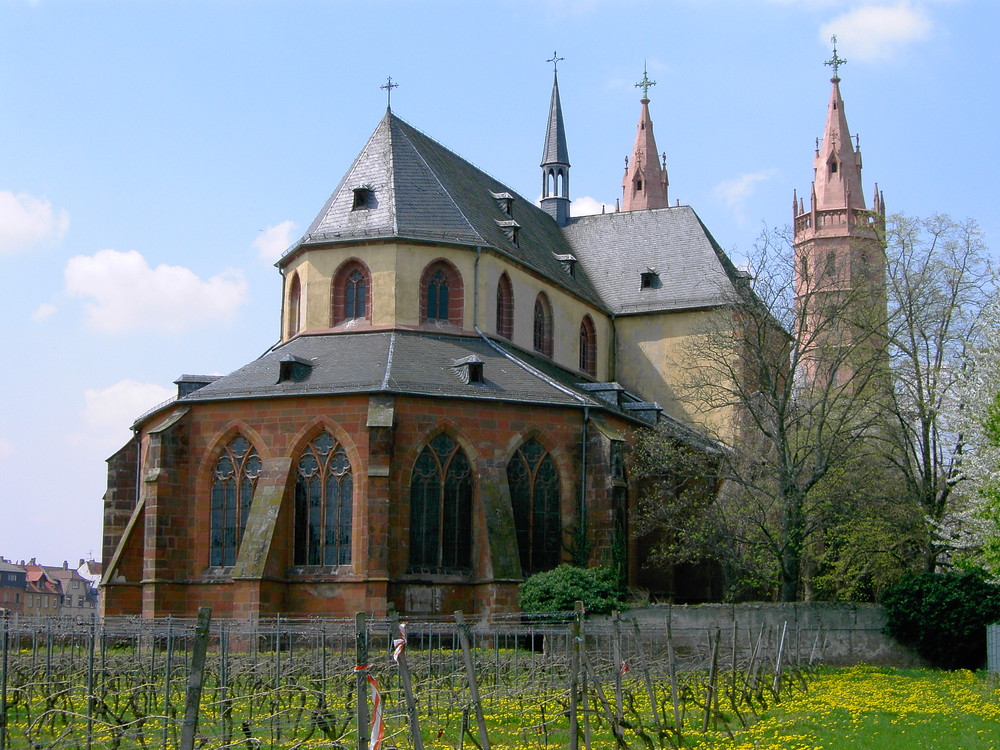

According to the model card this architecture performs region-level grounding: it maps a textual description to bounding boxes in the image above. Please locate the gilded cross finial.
[825,35,846,79]
[381,76,399,109]
[547,51,565,74]
[635,62,656,100]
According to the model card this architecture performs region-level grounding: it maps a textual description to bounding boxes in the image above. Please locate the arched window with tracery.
[210,436,262,566]
[496,273,513,339]
[286,272,302,339]
[420,261,464,326]
[507,438,562,575]
[409,433,473,573]
[331,260,372,325]
[294,432,353,566]
[579,315,597,376]
[533,293,553,357]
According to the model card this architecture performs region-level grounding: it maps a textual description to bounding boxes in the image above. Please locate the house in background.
[23,566,63,617]
[0,558,26,614]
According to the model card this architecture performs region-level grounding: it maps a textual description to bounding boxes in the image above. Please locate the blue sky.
[2,0,996,567]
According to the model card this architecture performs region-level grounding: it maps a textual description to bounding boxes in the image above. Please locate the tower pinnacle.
[540,54,571,226]
[621,64,668,211]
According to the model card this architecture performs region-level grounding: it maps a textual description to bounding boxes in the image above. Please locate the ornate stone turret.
[622,65,668,211]
[793,37,887,388]
[540,52,571,226]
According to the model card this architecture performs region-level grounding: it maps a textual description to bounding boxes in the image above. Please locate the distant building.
[32,560,98,617]
[23,566,63,617]
[0,558,26,613]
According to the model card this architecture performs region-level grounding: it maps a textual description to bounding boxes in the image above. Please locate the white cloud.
[0,437,12,462]
[0,190,69,254]
[713,169,779,222]
[65,249,248,334]
[31,303,57,322]
[253,220,297,262]
[571,196,616,217]
[81,379,175,449]
[821,3,933,63]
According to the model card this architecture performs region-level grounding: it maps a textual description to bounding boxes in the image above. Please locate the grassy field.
[692,665,1000,750]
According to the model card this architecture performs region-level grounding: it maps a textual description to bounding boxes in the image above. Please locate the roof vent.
[352,185,375,210]
[451,354,485,385]
[580,381,625,408]
[495,219,520,246]
[491,191,514,216]
[623,401,663,425]
[640,269,661,289]
[554,253,577,278]
[174,374,222,399]
[278,354,315,383]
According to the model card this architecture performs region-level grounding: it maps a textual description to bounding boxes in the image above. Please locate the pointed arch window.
[331,260,372,325]
[409,433,473,574]
[579,315,597,376]
[420,261,464,326]
[496,273,514,340]
[286,273,302,338]
[294,432,353,566]
[507,438,562,575]
[210,436,262,566]
[533,293,553,357]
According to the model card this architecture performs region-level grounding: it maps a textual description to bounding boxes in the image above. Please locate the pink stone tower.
[622,65,668,211]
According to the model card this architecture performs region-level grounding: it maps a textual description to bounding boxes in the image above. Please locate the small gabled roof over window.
[277,354,315,383]
[491,191,514,216]
[352,185,375,210]
[554,253,577,278]
[451,354,485,385]
[175,374,222,399]
[495,219,520,246]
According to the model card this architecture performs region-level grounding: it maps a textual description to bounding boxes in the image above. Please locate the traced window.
[579,315,597,376]
[331,260,372,325]
[286,272,301,338]
[420,261,464,325]
[507,438,562,575]
[533,293,553,357]
[210,436,262,566]
[409,433,473,574]
[294,432,353,566]
[496,273,513,340]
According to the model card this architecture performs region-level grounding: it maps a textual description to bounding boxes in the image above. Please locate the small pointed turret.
[812,74,866,213]
[540,53,571,226]
[621,65,668,212]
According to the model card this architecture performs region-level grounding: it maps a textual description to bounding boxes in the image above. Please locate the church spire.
[621,64,668,212]
[812,37,865,213]
[540,52,571,226]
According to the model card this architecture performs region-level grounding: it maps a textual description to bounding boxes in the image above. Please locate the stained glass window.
[507,438,561,575]
[533,294,553,357]
[496,273,513,339]
[294,432,353,566]
[210,436,262,566]
[409,433,473,573]
[579,315,596,376]
[427,270,449,321]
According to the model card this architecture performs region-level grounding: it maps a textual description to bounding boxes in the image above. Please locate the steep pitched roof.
[541,72,570,167]
[284,112,604,307]
[562,205,745,315]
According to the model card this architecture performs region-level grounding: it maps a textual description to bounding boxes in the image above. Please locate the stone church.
[101,55,881,619]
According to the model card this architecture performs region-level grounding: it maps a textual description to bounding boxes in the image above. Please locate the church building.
[101,56,871,619]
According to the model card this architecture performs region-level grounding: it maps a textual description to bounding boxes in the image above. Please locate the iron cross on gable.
[825,35,846,79]
[381,76,399,108]
[635,64,656,100]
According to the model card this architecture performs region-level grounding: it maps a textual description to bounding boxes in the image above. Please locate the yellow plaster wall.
[614,308,736,442]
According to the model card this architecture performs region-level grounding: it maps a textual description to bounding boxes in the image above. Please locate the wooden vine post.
[180,607,212,750]
[454,611,491,750]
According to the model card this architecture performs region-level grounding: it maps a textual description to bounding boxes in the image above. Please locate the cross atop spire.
[547,51,564,74]
[824,35,847,80]
[380,76,399,110]
[635,63,656,101]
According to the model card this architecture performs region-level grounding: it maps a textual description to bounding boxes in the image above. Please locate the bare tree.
[640,227,890,601]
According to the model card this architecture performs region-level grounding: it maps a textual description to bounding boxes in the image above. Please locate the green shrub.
[519,564,626,614]
[881,570,1000,670]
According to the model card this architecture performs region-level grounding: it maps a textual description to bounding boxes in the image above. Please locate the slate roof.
[541,72,570,166]
[182,330,602,409]
[562,205,746,316]
[283,112,605,308]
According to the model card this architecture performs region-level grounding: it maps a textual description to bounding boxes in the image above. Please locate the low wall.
[604,602,925,667]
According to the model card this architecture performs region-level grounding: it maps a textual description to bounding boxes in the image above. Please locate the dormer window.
[451,354,484,385]
[640,270,660,289]
[637,179,643,191]
[491,191,514,217]
[352,186,373,210]
[554,253,577,278]
[830,161,838,174]
[496,219,520,247]
[278,354,314,383]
